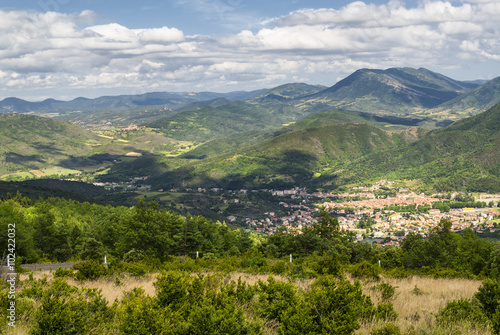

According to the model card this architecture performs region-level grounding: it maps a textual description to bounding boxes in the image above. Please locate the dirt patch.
[29,170,46,177]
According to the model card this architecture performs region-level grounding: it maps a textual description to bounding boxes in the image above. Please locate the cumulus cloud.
[0,1,499,100]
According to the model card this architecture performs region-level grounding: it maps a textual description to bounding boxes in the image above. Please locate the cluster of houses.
[90,177,500,244]
[244,185,500,245]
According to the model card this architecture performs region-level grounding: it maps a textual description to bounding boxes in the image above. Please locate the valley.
[2,67,500,233]
[2,66,500,335]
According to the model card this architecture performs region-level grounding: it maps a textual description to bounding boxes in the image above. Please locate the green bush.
[124,262,148,277]
[411,285,425,296]
[270,260,286,275]
[384,266,411,279]
[122,248,146,262]
[312,253,343,277]
[288,262,317,279]
[475,279,500,318]
[370,282,397,302]
[118,287,185,335]
[351,260,380,281]
[257,276,298,322]
[154,271,191,312]
[436,298,490,327]
[53,267,74,278]
[187,301,250,334]
[282,275,375,334]
[493,306,500,334]
[80,238,105,261]
[31,279,112,335]
[73,260,109,281]
[279,298,318,335]
[372,302,398,321]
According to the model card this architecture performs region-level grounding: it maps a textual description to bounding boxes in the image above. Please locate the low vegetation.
[3,261,499,334]
[1,194,500,333]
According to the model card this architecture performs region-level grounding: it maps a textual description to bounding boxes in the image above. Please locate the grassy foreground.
[6,269,493,335]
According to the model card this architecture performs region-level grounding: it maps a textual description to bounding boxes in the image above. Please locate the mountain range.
[2,67,498,130]
[2,66,500,195]
[0,90,266,114]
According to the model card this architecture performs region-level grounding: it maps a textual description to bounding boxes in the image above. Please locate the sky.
[0,0,499,101]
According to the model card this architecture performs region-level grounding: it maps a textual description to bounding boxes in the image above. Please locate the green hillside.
[0,114,187,179]
[0,114,102,176]
[173,97,231,113]
[146,100,315,143]
[253,83,327,101]
[122,102,500,193]
[431,76,500,117]
[178,109,429,162]
[146,121,417,190]
[296,67,479,115]
[55,105,178,129]
[335,102,500,192]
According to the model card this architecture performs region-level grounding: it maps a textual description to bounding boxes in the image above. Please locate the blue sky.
[0,0,499,100]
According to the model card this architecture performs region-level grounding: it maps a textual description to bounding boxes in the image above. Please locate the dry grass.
[356,275,490,334]
[17,271,491,334]
[19,270,304,306]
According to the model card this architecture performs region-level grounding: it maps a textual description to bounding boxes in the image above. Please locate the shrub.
[493,306,500,334]
[475,279,500,318]
[270,260,286,275]
[73,260,109,281]
[411,285,425,296]
[122,248,145,263]
[288,262,317,279]
[124,262,148,277]
[351,261,380,281]
[278,298,318,335]
[313,253,343,277]
[80,238,105,261]
[370,282,397,302]
[31,279,112,335]
[203,252,216,260]
[305,276,374,334]
[53,267,74,278]
[154,271,190,312]
[436,298,490,327]
[187,300,249,334]
[384,266,411,279]
[257,276,298,322]
[372,302,398,321]
[118,287,185,335]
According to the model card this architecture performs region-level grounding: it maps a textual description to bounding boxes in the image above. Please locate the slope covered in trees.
[146,121,419,190]
[337,102,500,192]
[297,67,480,115]
[1,194,500,334]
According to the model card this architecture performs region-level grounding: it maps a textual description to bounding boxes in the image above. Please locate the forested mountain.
[3,67,500,194]
[118,102,500,192]
[0,90,265,114]
[146,100,313,143]
[433,76,500,116]
[0,114,101,175]
[336,102,500,192]
[145,120,420,190]
[1,68,495,131]
[297,67,480,115]
[253,83,327,101]
[0,113,179,178]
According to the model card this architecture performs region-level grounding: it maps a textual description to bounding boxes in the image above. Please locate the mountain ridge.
[302,67,481,114]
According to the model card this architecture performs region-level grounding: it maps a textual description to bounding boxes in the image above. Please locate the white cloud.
[137,27,185,44]
[438,21,483,35]
[0,1,499,100]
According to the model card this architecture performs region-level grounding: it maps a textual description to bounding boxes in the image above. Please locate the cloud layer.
[1,1,499,100]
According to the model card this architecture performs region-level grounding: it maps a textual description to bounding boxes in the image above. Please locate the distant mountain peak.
[310,67,481,113]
